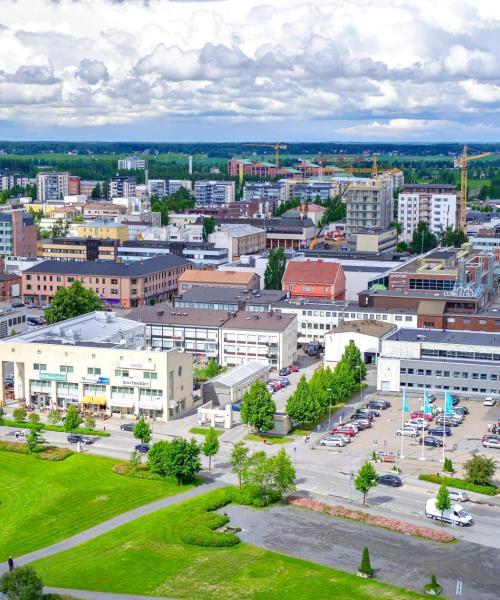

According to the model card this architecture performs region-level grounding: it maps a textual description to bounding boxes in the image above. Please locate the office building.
[345,180,393,241]
[79,180,103,198]
[118,156,146,170]
[217,217,316,250]
[243,182,286,206]
[118,240,227,267]
[36,171,70,202]
[37,238,119,262]
[83,201,127,220]
[290,182,335,203]
[471,225,500,256]
[209,224,266,261]
[109,176,136,199]
[0,211,37,258]
[0,311,193,420]
[22,254,192,308]
[377,328,500,399]
[0,309,26,338]
[194,181,235,206]
[75,221,129,241]
[354,228,397,253]
[398,184,458,242]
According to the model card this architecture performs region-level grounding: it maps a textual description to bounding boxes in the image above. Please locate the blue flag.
[445,391,454,416]
[423,390,431,415]
[402,389,409,413]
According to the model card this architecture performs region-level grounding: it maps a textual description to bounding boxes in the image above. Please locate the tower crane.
[244,142,288,167]
[454,145,492,231]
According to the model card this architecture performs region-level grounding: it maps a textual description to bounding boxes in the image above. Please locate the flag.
[423,390,431,415]
[402,389,409,413]
[445,391,454,416]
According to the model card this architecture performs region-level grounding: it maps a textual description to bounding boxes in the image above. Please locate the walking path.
[44,588,173,600]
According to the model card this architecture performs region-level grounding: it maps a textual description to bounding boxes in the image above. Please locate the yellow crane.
[313,155,383,178]
[244,142,288,167]
[454,145,492,231]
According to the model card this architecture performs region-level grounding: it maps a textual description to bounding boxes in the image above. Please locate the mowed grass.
[0,452,195,560]
[33,489,426,600]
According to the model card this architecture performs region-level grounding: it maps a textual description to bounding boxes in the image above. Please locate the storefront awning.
[80,396,107,406]
[110,398,135,409]
[138,400,163,410]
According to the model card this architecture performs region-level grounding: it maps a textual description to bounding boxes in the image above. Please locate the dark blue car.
[135,443,150,454]
[428,427,452,437]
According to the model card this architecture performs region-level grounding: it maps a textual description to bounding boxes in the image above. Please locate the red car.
[288,365,299,373]
[269,381,282,390]
[331,427,356,437]
[411,411,433,422]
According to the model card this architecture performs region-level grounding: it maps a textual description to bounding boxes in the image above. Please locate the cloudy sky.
[0,0,499,142]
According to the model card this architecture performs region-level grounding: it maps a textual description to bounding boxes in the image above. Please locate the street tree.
[331,360,356,403]
[410,221,437,254]
[264,247,287,290]
[28,413,40,425]
[271,447,297,497]
[439,227,467,248]
[148,438,201,484]
[0,565,44,600]
[45,280,103,324]
[354,461,378,505]
[202,428,220,470]
[91,183,102,199]
[26,426,47,454]
[240,380,276,434]
[463,455,497,486]
[202,216,216,241]
[64,404,82,432]
[243,448,296,505]
[47,409,61,424]
[340,341,366,383]
[230,441,250,489]
[133,417,152,445]
[435,484,451,524]
[286,375,322,425]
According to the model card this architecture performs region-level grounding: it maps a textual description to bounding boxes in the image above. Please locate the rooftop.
[283,259,343,285]
[385,328,500,347]
[217,217,315,231]
[221,310,296,332]
[23,254,192,277]
[208,361,269,388]
[325,319,396,338]
[216,224,266,237]
[273,299,415,315]
[127,305,230,327]
[175,286,287,305]
[178,270,258,286]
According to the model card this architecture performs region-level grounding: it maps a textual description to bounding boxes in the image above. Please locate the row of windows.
[402,382,498,394]
[27,275,120,284]
[299,309,412,322]
[409,279,455,291]
[421,349,500,362]
[401,367,498,380]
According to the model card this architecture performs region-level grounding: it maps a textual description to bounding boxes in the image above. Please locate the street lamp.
[356,365,364,407]
[326,387,332,427]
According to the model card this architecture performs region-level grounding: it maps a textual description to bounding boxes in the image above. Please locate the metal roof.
[385,328,500,347]
[209,361,269,388]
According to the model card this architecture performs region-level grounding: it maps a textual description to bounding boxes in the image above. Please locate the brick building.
[282,259,346,301]
[0,211,37,258]
[0,273,22,301]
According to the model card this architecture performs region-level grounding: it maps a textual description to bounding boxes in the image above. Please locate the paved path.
[222,503,499,600]
[0,479,225,577]
[45,588,172,600]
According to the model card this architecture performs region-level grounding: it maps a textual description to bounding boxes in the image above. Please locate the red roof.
[306,203,326,212]
[283,259,343,285]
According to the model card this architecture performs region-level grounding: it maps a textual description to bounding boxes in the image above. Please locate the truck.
[305,340,320,356]
[425,498,473,527]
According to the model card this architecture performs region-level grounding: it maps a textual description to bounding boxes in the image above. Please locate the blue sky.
[0,0,499,142]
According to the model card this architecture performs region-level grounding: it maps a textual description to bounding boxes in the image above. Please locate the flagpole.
[400,389,406,460]
[419,390,428,461]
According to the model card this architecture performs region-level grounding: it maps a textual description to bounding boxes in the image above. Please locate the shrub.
[28,413,41,425]
[0,419,109,436]
[85,417,96,431]
[47,409,61,425]
[358,546,373,576]
[0,440,29,454]
[112,463,167,481]
[443,458,453,473]
[13,407,27,422]
[418,474,497,496]
[0,440,71,461]
[463,455,497,486]
[180,512,240,547]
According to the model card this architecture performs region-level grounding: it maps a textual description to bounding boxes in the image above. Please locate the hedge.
[0,419,110,437]
[419,474,498,496]
[112,463,169,481]
[0,440,72,461]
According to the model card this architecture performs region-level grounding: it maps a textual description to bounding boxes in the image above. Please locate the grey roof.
[273,299,415,315]
[208,361,269,388]
[221,311,296,332]
[304,249,404,262]
[23,255,192,277]
[127,305,231,327]
[175,286,287,305]
[385,328,500,347]
[218,217,315,230]
[342,265,389,273]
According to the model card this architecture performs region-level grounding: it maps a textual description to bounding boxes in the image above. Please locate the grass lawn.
[33,489,426,600]
[189,427,224,438]
[0,452,196,560]
[245,433,293,444]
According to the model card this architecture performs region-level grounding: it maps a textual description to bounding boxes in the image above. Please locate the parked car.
[193,382,201,391]
[368,400,387,410]
[11,301,24,308]
[120,423,135,432]
[405,418,428,430]
[449,490,469,502]
[484,397,496,407]
[331,427,356,437]
[377,473,402,487]
[319,437,345,447]
[135,443,150,454]
[429,394,436,403]
[428,426,452,437]
[482,436,500,449]
[435,415,461,427]
[279,367,290,376]
[425,499,472,527]
[396,427,419,437]
[351,417,371,428]
[419,436,444,447]
[410,411,433,422]
[452,406,469,416]
[329,433,351,444]
[67,434,92,445]
[277,377,290,386]
[288,365,299,373]
[450,395,460,406]
[359,407,380,418]
[355,409,375,420]
[266,385,276,394]
[350,420,368,431]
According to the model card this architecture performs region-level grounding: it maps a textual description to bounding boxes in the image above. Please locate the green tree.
[230,441,250,489]
[274,198,301,217]
[128,450,141,472]
[85,417,96,431]
[133,417,152,445]
[286,375,322,425]
[202,428,220,470]
[264,247,287,290]
[340,341,366,383]
[9,329,16,336]
[26,426,47,454]
[354,461,378,505]
[63,404,81,432]
[435,484,451,525]
[358,547,373,577]
[47,408,61,424]
[438,227,467,248]
[204,359,221,379]
[13,407,27,422]
[240,380,276,434]
[28,413,40,425]
[463,454,497,486]
[0,407,4,425]
[202,216,216,241]
[331,360,356,403]
[0,565,44,600]
[148,438,201,484]
[50,218,70,238]
[410,221,438,254]
[243,448,296,505]
[272,447,296,497]
[443,457,453,473]
[45,280,103,324]
[91,183,102,199]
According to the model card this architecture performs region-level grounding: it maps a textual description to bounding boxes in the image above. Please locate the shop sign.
[123,377,150,387]
[39,372,66,382]
[118,361,155,371]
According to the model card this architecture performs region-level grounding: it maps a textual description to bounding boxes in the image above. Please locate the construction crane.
[244,143,287,167]
[308,182,352,250]
[454,145,492,231]
[312,155,382,178]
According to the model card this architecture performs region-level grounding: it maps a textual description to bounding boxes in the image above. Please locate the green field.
[0,452,195,560]
[33,489,426,600]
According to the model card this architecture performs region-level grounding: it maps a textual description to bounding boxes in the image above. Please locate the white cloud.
[0,0,498,139]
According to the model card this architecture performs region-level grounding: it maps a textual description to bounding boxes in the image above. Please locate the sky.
[0,0,499,142]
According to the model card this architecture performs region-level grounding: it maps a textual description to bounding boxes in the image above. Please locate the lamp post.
[356,365,364,407]
[327,387,333,428]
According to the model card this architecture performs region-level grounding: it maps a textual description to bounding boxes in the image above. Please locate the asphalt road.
[223,504,499,600]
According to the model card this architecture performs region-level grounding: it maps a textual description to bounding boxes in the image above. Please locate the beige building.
[355,228,397,253]
[178,269,260,292]
[209,224,266,261]
[76,221,129,241]
[0,311,193,421]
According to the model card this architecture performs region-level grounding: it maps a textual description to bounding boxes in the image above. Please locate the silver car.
[319,437,345,448]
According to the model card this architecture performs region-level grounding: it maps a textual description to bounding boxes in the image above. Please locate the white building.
[36,172,69,202]
[345,180,393,241]
[147,179,192,198]
[208,223,266,262]
[109,176,136,200]
[118,157,146,170]
[0,311,193,421]
[194,181,235,206]
[398,185,458,242]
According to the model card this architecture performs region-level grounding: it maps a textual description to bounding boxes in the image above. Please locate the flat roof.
[209,361,269,388]
[222,311,296,332]
[178,270,258,285]
[326,319,396,338]
[385,328,500,347]
[127,305,230,327]
[175,286,287,305]
[273,300,415,315]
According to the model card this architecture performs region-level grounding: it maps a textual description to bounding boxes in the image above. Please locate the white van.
[425,498,473,527]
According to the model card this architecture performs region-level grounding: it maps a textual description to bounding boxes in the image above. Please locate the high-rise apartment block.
[36,171,70,202]
[194,181,235,206]
[345,180,393,241]
[118,156,146,170]
[0,211,37,258]
[109,176,136,199]
[398,184,457,242]
[0,172,30,192]
[147,179,192,198]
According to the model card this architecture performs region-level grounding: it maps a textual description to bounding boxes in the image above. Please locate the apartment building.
[0,273,22,301]
[242,182,286,206]
[471,226,500,256]
[0,311,193,421]
[398,184,457,242]
[290,182,335,203]
[68,176,80,196]
[377,328,500,399]
[281,203,326,226]
[79,180,103,198]
[282,259,346,301]
[83,201,127,220]
[345,180,393,241]
[75,221,129,241]
[118,156,146,170]
[22,254,192,308]
[0,309,26,338]
[37,238,119,262]
[209,224,266,261]
[118,240,227,267]
[355,228,397,253]
[178,269,260,292]
[194,181,235,206]
[109,176,136,199]
[0,212,37,258]
[36,171,70,202]
[174,286,287,312]
[147,179,192,197]
[0,172,30,191]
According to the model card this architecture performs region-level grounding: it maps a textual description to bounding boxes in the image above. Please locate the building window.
[60,365,74,373]
[33,363,47,371]
[143,372,158,380]
[115,369,129,377]
[87,367,101,375]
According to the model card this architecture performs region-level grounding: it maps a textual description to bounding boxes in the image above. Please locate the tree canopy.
[410,221,438,254]
[133,417,152,445]
[354,461,378,505]
[148,438,201,484]
[201,428,220,470]
[45,280,103,324]
[240,380,276,434]
[286,375,323,425]
[264,247,287,290]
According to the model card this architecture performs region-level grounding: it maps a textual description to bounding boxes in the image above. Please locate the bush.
[443,458,453,473]
[180,512,240,547]
[0,440,72,461]
[463,454,497,486]
[28,413,41,425]
[418,474,497,496]
[358,546,373,576]
[112,463,168,481]
[13,407,27,422]
[424,574,441,594]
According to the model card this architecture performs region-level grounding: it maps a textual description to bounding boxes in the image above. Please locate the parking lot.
[314,391,500,474]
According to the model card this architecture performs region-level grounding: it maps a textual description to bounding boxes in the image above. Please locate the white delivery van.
[425,498,473,527]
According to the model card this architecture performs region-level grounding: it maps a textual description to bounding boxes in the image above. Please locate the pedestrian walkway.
[44,588,173,600]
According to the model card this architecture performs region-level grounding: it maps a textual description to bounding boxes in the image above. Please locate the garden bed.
[288,496,456,543]
[0,440,72,461]
[418,474,498,496]
[1,419,110,437]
